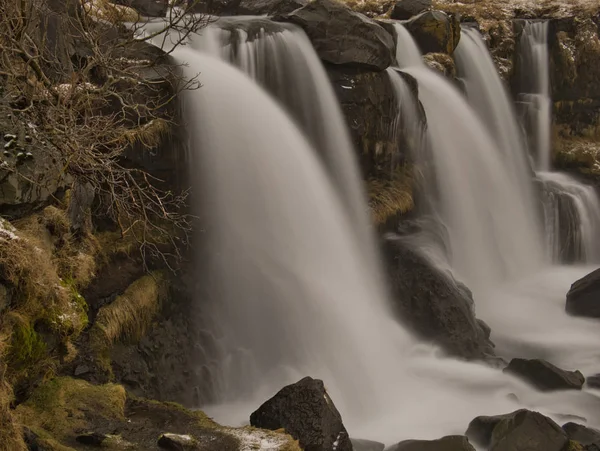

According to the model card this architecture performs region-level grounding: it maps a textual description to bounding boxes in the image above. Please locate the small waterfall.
[517,21,552,171]
[390,25,544,294]
[515,21,600,264]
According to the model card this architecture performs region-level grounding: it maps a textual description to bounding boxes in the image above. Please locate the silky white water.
[139,17,600,447]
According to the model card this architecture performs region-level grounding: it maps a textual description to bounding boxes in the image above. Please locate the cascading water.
[136,14,600,446]
[390,24,544,295]
[516,21,600,264]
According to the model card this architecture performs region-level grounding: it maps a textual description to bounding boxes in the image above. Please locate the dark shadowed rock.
[382,235,493,359]
[587,373,600,389]
[189,0,306,16]
[466,411,527,448]
[76,433,107,446]
[110,0,168,16]
[489,410,568,451]
[566,268,600,318]
[350,438,385,451]
[352,438,385,451]
[276,0,395,70]
[250,377,352,451]
[387,435,475,451]
[391,0,431,20]
[405,11,460,55]
[563,423,600,447]
[503,358,585,391]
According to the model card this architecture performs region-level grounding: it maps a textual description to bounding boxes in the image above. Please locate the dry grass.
[368,165,415,224]
[90,271,168,349]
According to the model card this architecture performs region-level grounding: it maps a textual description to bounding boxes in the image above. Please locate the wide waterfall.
[138,14,600,446]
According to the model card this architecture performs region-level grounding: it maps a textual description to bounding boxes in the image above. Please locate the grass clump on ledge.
[368,164,415,225]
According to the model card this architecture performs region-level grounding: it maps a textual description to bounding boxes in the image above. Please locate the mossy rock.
[405,10,461,55]
[16,377,301,450]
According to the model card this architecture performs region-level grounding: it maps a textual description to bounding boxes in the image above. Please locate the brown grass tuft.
[368,165,415,224]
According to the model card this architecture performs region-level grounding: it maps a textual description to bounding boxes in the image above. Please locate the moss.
[564,441,585,451]
[7,321,47,371]
[16,377,126,443]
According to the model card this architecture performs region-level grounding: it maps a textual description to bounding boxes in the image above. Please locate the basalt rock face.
[382,235,494,359]
[276,0,395,71]
[250,377,352,451]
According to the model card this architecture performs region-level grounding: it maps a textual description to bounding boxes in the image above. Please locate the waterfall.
[516,21,552,171]
[515,21,600,264]
[390,25,544,294]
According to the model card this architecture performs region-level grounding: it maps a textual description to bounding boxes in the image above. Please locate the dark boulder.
[189,0,306,16]
[352,438,385,451]
[467,410,568,451]
[566,268,600,318]
[503,358,585,391]
[250,376,352,451]
[563,423,600,448]
[382,235,493,359]
[587,373,600,389]
[490,410,568,451]
[110,0,168,17]
[76,433,107,446]
[391,0,431,20]
[276,0,395,71]
[386,435,475,451]
[405,11,460,55]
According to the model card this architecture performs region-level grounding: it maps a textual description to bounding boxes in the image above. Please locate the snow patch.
[226,427,294,451]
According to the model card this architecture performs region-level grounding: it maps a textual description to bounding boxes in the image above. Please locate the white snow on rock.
[226,427,297,451]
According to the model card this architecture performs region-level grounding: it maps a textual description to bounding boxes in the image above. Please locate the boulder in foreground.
[467,409,567,451]
[503,358,585,391]
[563,422,600,448]
[250,376,352,451]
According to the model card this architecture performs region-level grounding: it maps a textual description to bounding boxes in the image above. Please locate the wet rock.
[387,435,475,451]
[468,410,568,451]
[110,0,168,16]
[405,10,461,55]
[563,423,600,448]
[250,376,352,451]
[490,410,568,451]
[503,358,585,391]
[391,0,431,20]
[566,268,600,318]
[158,433,197,450]
[76,432,107,446]
[277,0,395,71]
[382,235,493,359]
[352,438,385,451]
[190,0,306,16]
[587,374,600,388]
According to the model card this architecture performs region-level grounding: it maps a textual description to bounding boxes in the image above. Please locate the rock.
[405,10,460,55]
[563,423,600,447]
[566,268,600,318]
[587,374,600,388]
[250,376,352,451]
[503,358,585,391]
[74,364,91,377]
[382,235,493,359]
[157,433,197,450]
[489,410,568,451]
[189,0,306,16]
[276,0,395,71]
[110,0,168,16]
[76,432,107,446]
[352,438,385,451]
[387,435,475,451]
[391,0,431,20]
[68,180,95,234]
[466,411,525,448]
